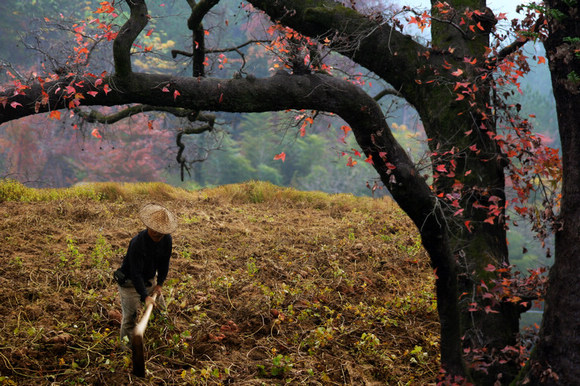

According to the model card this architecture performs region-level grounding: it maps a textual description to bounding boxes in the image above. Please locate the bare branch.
[493,15,545,63]
[74,105,213,124]
[374,88,403,101]
[176,117,216,181]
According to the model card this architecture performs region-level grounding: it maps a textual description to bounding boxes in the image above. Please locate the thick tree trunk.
[526,2,580,384]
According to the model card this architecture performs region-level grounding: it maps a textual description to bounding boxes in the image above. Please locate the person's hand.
[145,295,156,308]
[152,284,163,296]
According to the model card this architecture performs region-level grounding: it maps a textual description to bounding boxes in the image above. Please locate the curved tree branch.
[374,87,403,101]
[74,105,211,124]
[185,0,221,77]
[245,0,428,107]
[176,118,215,181]
[0,71,463,375]
[113,0,149,78]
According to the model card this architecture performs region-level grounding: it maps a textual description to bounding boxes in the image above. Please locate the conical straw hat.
[138,203,178,234]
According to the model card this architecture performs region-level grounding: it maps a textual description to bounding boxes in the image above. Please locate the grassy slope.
[0,180,440,385]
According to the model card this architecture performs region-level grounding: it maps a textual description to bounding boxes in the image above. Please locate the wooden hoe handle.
[131,292,158,377]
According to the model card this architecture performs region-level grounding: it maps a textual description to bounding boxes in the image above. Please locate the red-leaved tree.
[0,1,569,383]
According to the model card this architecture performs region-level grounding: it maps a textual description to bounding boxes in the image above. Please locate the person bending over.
[115,202,177,344]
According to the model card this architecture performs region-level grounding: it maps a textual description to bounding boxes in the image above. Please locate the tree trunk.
[526,1,580,383]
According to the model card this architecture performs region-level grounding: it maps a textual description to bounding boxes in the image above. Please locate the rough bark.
[525,1,580,384]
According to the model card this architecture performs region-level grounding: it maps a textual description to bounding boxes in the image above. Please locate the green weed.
[59,237,84,268]
[91,234,115,269]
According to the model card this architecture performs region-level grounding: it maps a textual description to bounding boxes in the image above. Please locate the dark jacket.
[120,229,172,301]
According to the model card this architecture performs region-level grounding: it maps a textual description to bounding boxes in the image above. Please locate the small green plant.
[399,235,423,257]
[247,257,258,276]
[302,326,336,354]
[257,354,294,378]
[355,332,381,353]
[10,255,23,268]
[59,237,84,268]
[409,345,429,365]
[348,228,356,241]
[179,244,192,259]
[183,215,200,224]
[91,234,113,269]
[180,365,229,383]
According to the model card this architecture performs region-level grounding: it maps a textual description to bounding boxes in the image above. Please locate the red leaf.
[218,93,223,103]
[91,128,102,138]
[173,90,180,100]
[274,152,286,162]
[537,56,546,64]
[49,110,61,120]
[484,305,499,314]
[464,220,472,232]
[451,68,463,77]
[484,216,495,224]
[87,91,98,97]
[103,84,111,94]
[10,101,22,108]
[484,264,496,272]
[146,29,154,37]
[436,164,447,173]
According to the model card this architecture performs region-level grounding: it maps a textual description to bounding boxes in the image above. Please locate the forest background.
[0,0,556,279]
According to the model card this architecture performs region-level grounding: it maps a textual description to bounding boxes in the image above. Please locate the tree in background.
[0,0,565,383]
[513,1,580,383]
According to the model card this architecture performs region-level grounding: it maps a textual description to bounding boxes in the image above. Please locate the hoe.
[131,293,157,377]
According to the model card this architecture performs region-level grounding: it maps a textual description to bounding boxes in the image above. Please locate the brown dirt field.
[0,181,440,385]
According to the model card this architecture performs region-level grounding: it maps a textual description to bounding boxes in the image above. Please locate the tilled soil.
[0,182,439,385]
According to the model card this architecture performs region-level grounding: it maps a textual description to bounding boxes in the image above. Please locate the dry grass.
[0,180,439,385]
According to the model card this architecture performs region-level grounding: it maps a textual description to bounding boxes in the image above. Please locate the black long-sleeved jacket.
[120,229,171,301]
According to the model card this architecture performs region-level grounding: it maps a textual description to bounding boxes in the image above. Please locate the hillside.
[0,180,439,385]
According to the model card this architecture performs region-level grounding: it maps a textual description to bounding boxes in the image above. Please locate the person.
[115,202,178,345]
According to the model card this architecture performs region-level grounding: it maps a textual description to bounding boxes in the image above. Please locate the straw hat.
[138,203,178,234]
